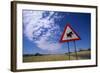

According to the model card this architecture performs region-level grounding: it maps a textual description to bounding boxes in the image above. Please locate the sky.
[22,10,91,55]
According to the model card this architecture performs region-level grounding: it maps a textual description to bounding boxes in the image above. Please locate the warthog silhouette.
[67,32,73,37]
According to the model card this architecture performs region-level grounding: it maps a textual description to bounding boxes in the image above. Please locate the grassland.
[23,50,91,62]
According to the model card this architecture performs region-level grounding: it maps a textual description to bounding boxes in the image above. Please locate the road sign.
[60,24,80,42]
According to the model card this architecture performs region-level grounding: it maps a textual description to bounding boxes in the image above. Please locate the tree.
[34,53,42,56]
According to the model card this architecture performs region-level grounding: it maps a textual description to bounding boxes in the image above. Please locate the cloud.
[35,39,61,51]
[23,10,62,51]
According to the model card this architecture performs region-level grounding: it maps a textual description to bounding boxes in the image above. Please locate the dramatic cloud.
[23,10,63,51]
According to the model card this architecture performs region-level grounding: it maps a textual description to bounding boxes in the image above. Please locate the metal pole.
[73,41,78,60]
[67,42,70,60]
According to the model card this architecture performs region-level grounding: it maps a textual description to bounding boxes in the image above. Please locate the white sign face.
[60,24,80,42]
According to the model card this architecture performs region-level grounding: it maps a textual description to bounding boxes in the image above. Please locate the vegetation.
[23,50,91,62]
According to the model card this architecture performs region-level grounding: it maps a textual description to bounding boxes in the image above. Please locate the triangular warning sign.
[60,24,80,42]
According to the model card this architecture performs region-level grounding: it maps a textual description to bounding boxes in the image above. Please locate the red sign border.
[60,24,81,43]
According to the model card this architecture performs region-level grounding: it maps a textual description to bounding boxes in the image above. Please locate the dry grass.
[23,50,91,62]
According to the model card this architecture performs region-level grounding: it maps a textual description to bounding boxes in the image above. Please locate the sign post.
[73,41,78,60]
[67,42,70,60]
[60,24,80,60]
